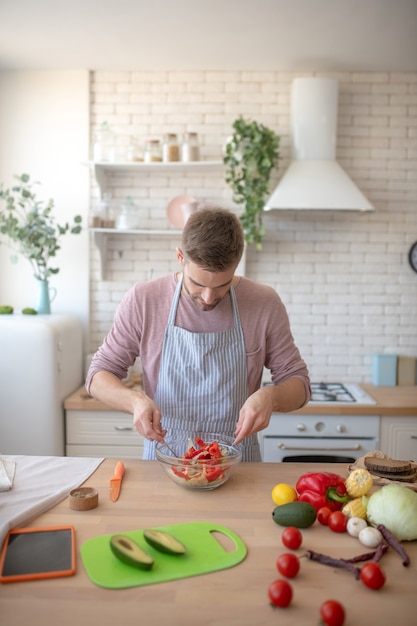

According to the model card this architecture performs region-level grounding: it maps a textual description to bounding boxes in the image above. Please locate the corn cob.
[342,496,368,519]
[345,469,373,497]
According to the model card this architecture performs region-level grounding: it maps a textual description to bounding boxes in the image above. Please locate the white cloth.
[0,455,104,548]
[0,456,16,491]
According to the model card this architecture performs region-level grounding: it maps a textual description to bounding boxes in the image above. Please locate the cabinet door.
[66,409,144,447]
[380,416,417,459]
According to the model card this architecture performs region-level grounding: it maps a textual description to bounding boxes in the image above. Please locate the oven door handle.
[277,443,362,451]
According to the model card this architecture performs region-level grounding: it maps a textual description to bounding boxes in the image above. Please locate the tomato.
[360,562,386,590]
[268,579,293,607]
[281,526,303,550]
[317,506,332,526]
[276,553,300,578]
[320,600,346,626]
[328,511,348,533]
[271,483,297,506]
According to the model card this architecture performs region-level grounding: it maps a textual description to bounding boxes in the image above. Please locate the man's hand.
[132,394,167,442]
[89,370,166,442]
[234,378,308,445]
[234,388,273,445]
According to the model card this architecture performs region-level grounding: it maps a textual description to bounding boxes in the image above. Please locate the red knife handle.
[113,461,125,479]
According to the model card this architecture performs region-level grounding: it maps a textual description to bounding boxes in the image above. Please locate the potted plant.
[0,173,82,313]
[223,117,280,249]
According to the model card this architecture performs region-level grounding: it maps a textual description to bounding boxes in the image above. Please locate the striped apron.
[143,274,261,461]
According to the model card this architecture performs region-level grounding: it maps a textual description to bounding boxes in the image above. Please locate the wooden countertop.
[0,459,416,626]
[294,384,417,416]
[65,382,417,416]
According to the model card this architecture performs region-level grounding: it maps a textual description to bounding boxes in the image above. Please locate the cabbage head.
[366,483,417,541]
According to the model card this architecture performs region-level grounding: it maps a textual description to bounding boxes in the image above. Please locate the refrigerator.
[0,314,83,455]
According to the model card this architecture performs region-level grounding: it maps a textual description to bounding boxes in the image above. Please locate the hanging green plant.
[0,173,82,281]
[223,117,280,249]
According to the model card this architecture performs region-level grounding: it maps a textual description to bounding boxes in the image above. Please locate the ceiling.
[0,0,416,72]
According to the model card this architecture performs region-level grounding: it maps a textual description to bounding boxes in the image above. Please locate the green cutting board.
[80,522,247,589]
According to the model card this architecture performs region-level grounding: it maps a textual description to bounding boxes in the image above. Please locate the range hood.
[265,77,374,212]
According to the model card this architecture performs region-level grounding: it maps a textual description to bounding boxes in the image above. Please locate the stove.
[259,381,379,463]
[262,381,376,405]
[309,382,376,405]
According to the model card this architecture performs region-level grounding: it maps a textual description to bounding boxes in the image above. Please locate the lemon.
[271,483,297,506]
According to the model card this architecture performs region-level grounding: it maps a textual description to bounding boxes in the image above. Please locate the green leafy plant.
[0,173,82,281]
[223,117,280,249]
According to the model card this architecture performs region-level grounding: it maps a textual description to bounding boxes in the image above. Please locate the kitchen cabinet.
[88,160,225,279]
[380,415,417,460]
[65,409,143,459]
[64,384,144,459]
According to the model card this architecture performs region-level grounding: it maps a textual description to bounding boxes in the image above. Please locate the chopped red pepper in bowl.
[156,433,242,490]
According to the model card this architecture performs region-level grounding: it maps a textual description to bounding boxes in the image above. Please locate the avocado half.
[109,534,154,570]
[143,529,186,555]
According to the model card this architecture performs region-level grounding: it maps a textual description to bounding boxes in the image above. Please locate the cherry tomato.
[328,511,348,533]
[317,506,332,526]
[360,562,386,590]
[276,553,300,578]
[281,526,303,550]
[268,579,293,607]
[320,599,346,626]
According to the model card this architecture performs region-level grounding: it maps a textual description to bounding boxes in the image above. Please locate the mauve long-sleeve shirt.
[86,273,311,403]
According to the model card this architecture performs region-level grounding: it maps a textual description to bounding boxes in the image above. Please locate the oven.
[259,382,379,463]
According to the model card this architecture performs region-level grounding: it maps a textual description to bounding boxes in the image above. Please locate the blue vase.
[35,278,57,314]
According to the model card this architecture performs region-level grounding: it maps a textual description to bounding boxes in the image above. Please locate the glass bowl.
[155,433,242,490]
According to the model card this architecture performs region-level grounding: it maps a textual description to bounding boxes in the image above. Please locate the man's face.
[177,249,235,312]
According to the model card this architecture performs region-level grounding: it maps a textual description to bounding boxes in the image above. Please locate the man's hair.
[182,206,244,271]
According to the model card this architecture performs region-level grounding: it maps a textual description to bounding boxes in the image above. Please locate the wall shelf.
[87,159,238,280]
[85,160,225,194]
[92,229,182,280]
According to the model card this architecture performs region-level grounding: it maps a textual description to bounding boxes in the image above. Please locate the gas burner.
[310,382,355,403]
[309,382,376,404]
[262,380,376,405]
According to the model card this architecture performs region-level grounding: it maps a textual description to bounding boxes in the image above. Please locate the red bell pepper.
[171,465,189,480]
[295,472,348,511]
[184,446,201,459]
[205,466,224,482]
[208,441,223,459]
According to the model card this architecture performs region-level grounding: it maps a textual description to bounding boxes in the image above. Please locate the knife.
[110,461,125,502]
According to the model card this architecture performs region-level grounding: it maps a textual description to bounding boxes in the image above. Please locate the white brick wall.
[88,71,417,383]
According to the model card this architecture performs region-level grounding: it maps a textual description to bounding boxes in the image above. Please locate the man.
[86,207,310,461]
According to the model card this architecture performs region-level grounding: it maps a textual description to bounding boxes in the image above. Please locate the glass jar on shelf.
[144,139,162,163]
[181,132,200,162]
[127,136,143,162]
[92,121,116,162]
[162,133,180,162]
[100,193,115,228]
[90,192,114,228]
[116,196,140,230]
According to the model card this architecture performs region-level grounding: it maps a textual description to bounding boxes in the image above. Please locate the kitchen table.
[0,460,416,626]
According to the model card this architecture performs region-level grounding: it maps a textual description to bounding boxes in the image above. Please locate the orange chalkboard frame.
[0,525,76,583]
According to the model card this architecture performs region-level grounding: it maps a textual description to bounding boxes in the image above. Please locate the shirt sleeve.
[85,285,142,394]
[236,279,311,405]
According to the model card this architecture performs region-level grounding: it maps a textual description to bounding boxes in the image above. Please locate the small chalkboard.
[0,526,75,583]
